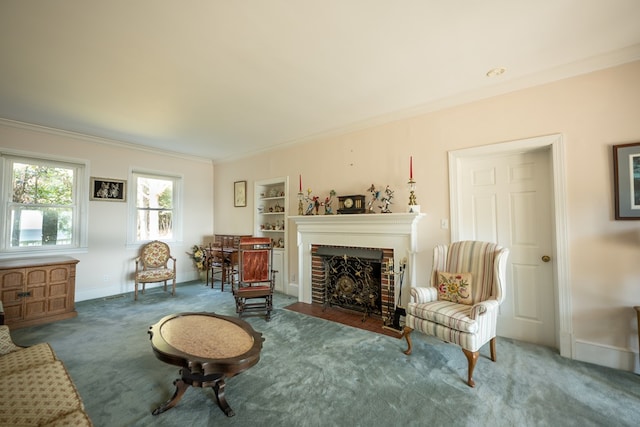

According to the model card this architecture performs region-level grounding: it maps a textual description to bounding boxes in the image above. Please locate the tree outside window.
[135,174,175,241]
[10,162,75,247]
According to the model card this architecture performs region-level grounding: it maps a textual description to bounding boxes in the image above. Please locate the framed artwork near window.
[613,142,640,219]
[90,177,126,202]
[234,180,247,207]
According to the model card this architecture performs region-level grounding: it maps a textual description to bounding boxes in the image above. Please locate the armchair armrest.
[0,325,21,355]
[469,299,500,319]
[409,286,438,304]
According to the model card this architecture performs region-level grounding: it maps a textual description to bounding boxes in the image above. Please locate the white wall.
[214,60,640,372]
[0,121,214,301]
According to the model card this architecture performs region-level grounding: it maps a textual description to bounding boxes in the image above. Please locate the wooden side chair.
[134,240,176,300]
[232,237,276,321]
[206,242,231,291]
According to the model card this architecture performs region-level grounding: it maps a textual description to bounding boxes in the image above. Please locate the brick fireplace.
[291,213,425,311]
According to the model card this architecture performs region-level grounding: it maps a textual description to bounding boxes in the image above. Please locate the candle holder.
[297,192,304,215]
[408,179,420,213]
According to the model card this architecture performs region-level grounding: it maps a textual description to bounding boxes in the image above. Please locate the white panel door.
[459,149,556,347]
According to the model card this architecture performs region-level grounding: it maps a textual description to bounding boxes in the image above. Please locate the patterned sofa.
[0,322,93,426]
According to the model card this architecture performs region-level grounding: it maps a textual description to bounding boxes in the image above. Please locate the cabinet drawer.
[0,269,24,289]
[3,303,24,323]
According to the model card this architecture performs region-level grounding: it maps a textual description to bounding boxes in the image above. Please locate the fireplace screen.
[317,247,383,319]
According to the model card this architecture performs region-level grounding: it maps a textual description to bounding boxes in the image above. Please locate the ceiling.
[1,1,640,162]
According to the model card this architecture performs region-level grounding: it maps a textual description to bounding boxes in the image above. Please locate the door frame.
[448,133,573,358]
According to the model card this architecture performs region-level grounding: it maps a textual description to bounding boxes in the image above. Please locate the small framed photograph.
[234,180,247,207]
[90,177,126,202]
[613,142,640,219]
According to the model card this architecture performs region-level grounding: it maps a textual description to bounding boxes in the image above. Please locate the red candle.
[410,156,413,180]
[299,174,302,192]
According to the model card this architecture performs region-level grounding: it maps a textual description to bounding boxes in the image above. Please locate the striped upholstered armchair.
[403,241,509,387]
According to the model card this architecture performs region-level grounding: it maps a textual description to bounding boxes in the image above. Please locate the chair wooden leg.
[172,278,176,296]
[221,264,226,292]
[490,337,497,362]
[266,294,273,321]
[163,280,167,292]
[134,281,138,300]
[210,266,217,289]
[462,348,479,388]
[402,326,413,355]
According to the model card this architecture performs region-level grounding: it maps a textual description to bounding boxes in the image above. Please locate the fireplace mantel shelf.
[290,213,425,304]
[289,212,424,221]
[289,212,425,232]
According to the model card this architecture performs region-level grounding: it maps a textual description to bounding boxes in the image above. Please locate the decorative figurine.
[380,185,394,213]
[304,188,315,215]
[367,184,380,213]
[305,200,315,215]
[323,190,336,214]
[313,196,321,215]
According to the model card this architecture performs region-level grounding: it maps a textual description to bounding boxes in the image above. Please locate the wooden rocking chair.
[232,237,276,321]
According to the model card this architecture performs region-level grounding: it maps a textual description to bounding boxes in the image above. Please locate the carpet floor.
[9,281,640,427]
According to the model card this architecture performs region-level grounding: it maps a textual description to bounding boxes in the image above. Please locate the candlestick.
[408,178,420,213]
[299,174,302,192]
[410,156,413,180]
[297,191,304,215]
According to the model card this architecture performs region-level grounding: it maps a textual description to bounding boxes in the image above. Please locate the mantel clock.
[337,195,366,214]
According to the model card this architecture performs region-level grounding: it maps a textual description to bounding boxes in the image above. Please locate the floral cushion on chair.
[436,272,473,305]
[142,241,170,268]
[137,269,174,282]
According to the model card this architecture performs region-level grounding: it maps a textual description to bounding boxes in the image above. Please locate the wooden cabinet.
[254,177,289,294]
[0,256,79,329]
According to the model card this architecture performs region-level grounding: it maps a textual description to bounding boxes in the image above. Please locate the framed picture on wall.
[90,177,126,202]
[234,180,247,207]
[613,142,640,219]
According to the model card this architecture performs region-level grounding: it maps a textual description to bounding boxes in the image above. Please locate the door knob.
[541,255,551,263]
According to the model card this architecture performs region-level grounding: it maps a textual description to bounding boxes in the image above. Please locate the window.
[1,153,87,254]
[130,171,182,243]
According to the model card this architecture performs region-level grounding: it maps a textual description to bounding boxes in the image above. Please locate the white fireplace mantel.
[290,213,425,304]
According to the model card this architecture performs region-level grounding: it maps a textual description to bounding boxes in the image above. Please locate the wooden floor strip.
[284,302,403,339]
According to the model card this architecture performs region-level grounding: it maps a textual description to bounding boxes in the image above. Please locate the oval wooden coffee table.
[148,312,264,417]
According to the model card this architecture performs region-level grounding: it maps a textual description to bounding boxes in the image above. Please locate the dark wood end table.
[148,312,264,417]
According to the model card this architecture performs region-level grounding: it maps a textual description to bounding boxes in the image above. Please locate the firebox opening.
[317,246,384,319]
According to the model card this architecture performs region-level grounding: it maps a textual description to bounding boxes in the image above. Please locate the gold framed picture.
[234,180,247,207]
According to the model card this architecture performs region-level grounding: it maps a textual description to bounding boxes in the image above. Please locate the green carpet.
[10,281,640,427]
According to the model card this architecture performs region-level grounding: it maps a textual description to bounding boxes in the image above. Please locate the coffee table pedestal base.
[152,368,235,417]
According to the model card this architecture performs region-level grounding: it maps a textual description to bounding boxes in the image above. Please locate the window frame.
[0,150,88,257]
[127,169,183,246]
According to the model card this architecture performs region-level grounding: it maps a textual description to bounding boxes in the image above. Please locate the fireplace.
[291,213,425,310]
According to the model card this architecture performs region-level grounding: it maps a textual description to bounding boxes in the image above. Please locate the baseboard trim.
[75,276,202,302]
[286,282,299,298]
[574,339,639,374]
